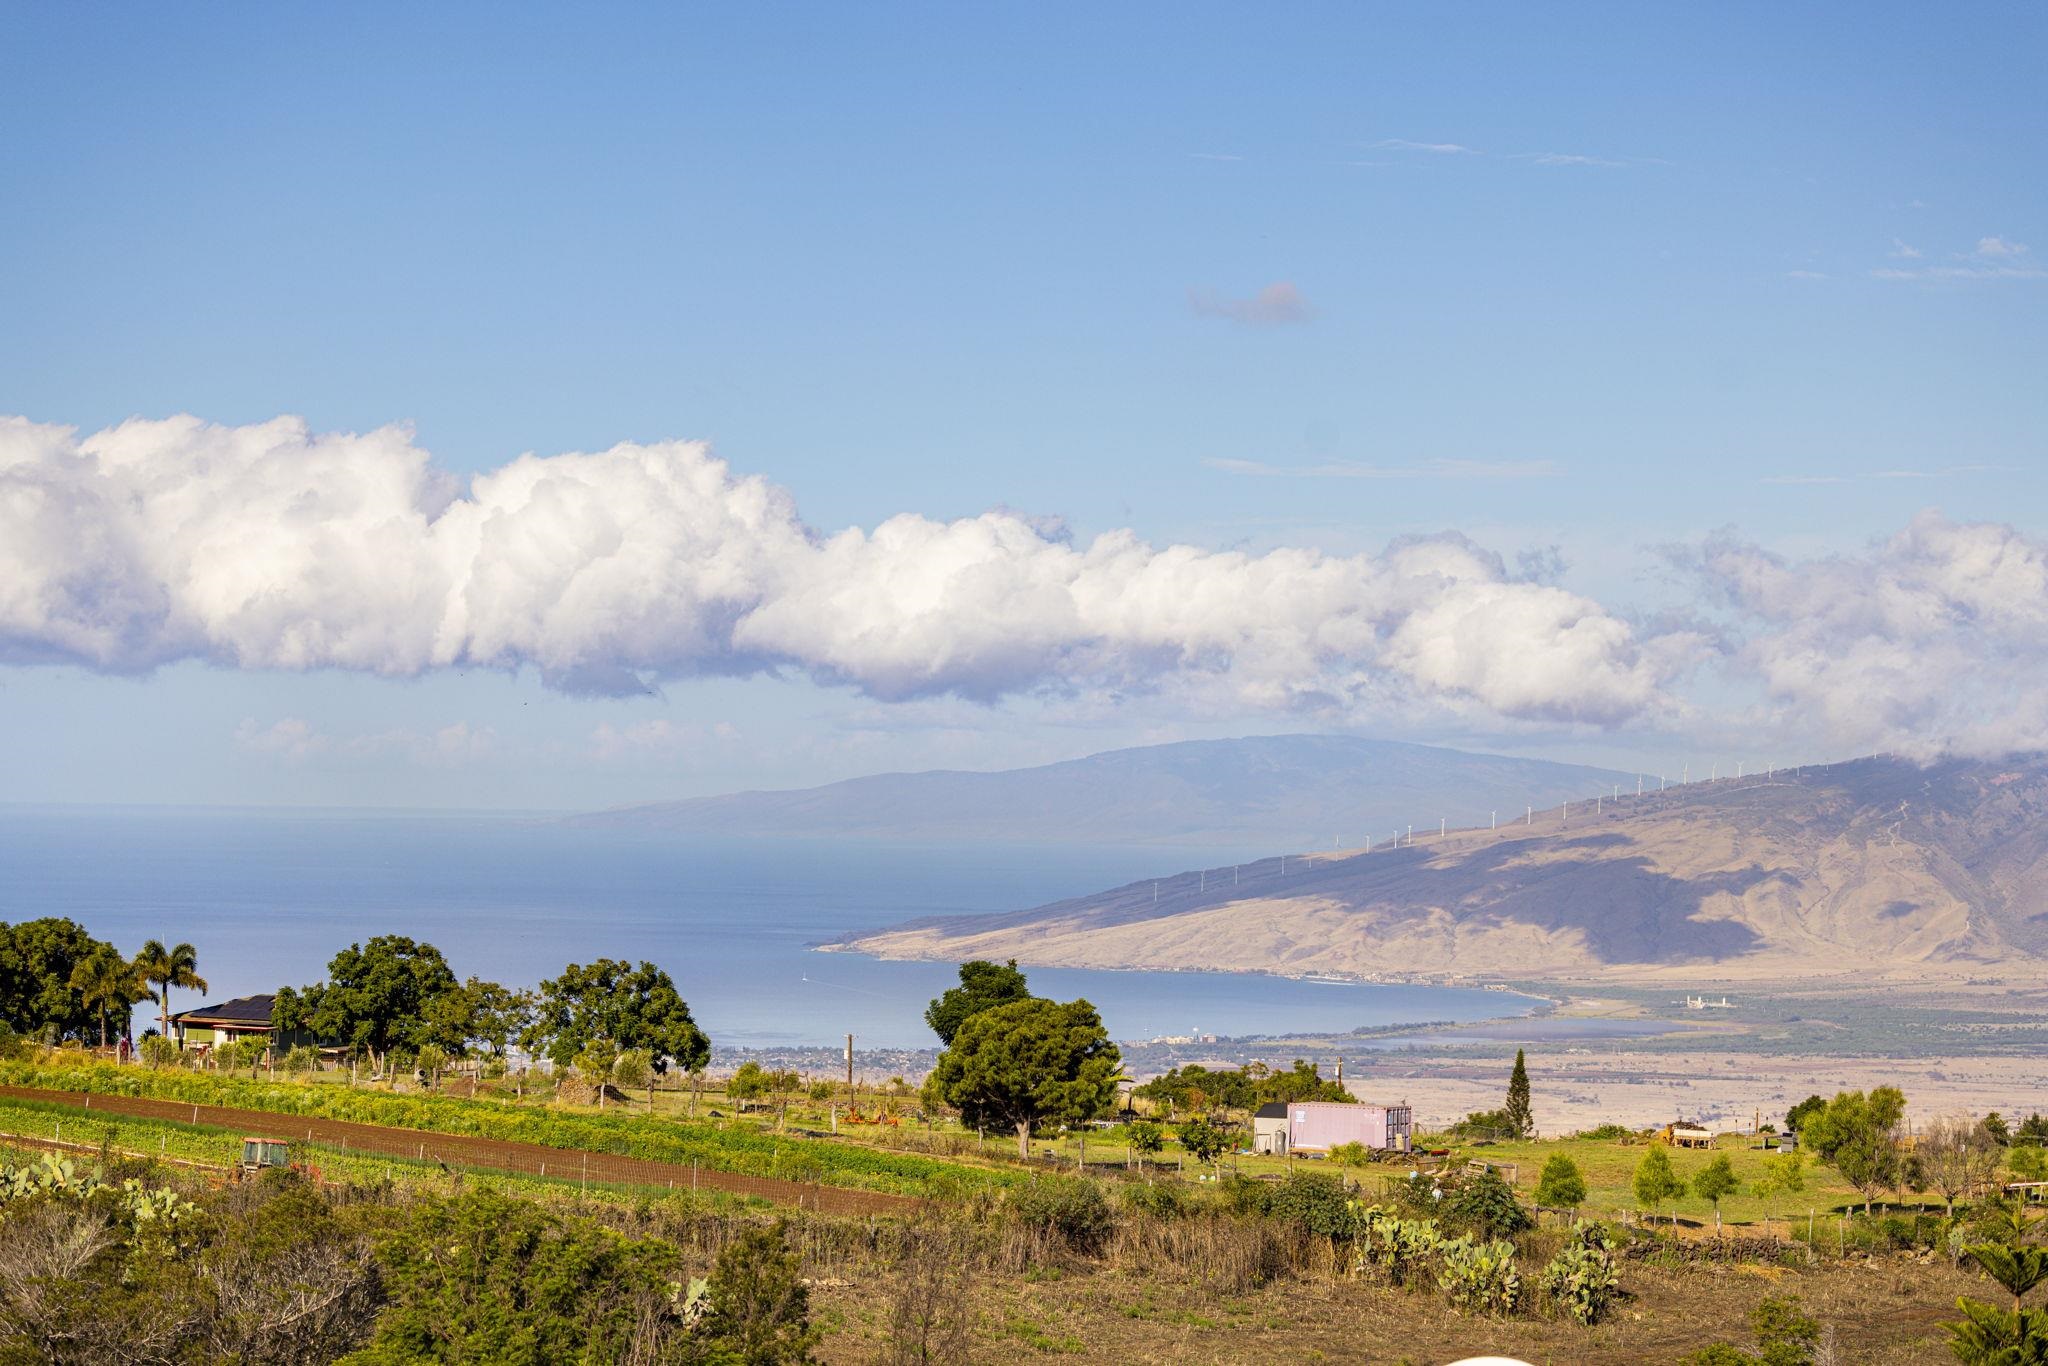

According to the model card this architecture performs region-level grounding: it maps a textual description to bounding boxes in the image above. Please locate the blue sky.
[3,3,2044,808]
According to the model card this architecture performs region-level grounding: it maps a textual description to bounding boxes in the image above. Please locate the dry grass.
[805,1249,1974,1363]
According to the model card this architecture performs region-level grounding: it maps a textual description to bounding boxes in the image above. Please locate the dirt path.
[0,1085,916,1218]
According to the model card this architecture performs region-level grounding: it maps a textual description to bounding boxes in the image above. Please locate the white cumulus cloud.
[1685,511,2048,757]
[2,412,1676,727]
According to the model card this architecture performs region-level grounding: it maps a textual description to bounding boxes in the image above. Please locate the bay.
[0,807,1534,1050]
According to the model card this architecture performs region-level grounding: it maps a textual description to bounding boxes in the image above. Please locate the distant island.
[569,733,1635,847]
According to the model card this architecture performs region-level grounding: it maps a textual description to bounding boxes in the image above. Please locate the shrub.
[280,1045,321,1076]
[1678,1295,1821,1366]
[1120,1180,1192,1220]
[1328,1141,1371,1168]
[1533,1154,1587,1210]
[701,1220,822,1364]
[1443,1167,1531,1240]
[1218,1174,1273,1218]
[1539,1224,1618,1326]
[1437,1236,1520,1315]
[1008,1176,1113,1254]
[1572,1122,1637,1141]
[1268,1172,1356,1241]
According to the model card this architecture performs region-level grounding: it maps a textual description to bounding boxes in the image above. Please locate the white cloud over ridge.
[1684,511,2048,757]
[2,413,1672,726]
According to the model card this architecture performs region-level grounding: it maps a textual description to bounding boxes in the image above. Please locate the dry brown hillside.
[836,753,2048,980]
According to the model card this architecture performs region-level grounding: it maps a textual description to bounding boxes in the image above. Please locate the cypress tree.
[1504,1048,1533,1139]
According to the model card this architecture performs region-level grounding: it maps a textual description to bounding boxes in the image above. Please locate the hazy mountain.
[837,753,2048,979]
[571,735,1637,847]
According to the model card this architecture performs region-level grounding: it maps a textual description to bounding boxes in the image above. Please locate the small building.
[1253,1101,1290,1154]
[170,994,319,1055]
[1255,1100,1414,1155]
[1668,1123,1714,1150]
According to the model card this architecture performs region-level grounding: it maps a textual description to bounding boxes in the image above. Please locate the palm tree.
[67,945,146,1049]
[134,940,208,1043]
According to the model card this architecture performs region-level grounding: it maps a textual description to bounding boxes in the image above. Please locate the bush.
[1572,1122,1636,1142]
[1539,1224,1618,1325]
[1120,1179,1193,1220]
[1218,1174,1273,1218]
[280,1045,321,1076]
[1443,1167,1532,1240]
[1438,1236,1520,1315]
[1328,1141,1372,1168]
[1268,1172,1356,1241]
[701,1221,822,1364]
[1534,1154,1588,1210]
[1008,1176,1113,1254]
[1679,1294,1820,1366]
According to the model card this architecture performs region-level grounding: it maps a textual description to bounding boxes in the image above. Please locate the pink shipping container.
[1282,1101,1413,1154]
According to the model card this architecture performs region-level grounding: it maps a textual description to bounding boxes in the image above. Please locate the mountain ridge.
[835,753,2048,980]
[570,734,1638,847]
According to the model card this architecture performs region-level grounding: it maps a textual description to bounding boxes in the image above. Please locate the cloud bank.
[1683,511,2048,757]
[2,413,1671,725]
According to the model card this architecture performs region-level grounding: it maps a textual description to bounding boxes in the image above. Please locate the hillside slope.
[572,734,1634,847]
[836,754,2048,979]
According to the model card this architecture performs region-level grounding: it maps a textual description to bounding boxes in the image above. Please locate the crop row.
[0,1063,1009,1197]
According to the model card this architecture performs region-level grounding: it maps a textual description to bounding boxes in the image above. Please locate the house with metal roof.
[168,994,320,1054]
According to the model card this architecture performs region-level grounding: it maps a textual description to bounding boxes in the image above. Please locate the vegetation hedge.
[0,1063,1012,1197]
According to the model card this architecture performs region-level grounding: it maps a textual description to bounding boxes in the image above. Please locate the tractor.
[232,1136,320,1184]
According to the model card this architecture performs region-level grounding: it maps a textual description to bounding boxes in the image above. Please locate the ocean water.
[0,807,1534,1049]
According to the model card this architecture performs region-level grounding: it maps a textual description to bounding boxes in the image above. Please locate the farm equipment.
[232,1136,320,1184]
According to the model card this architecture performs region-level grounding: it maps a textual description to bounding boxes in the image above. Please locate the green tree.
[1126,1119,1166,1159]
[0,918,120,1040]
[1784,1094,1828,1136]
[133,939,208,1044]
[523,959,709,1073]
[1504,1048,1533,1139]
[1176,1116,1230,1168]
[1693,1154,1740,1232]
[1534,1153,1588,1212]
[573,1038,619,1106]
[923,959,1032,1046]
[287,936,461,1071]
[66,943,146,1049]
[1633,1144,1685,1225]
[700,1220,822,1363]
[1752,1151,1806,1199]
[1804,1086,1907,1215]
[726,1060,767,1110]
[612,1048,653,1096]
[421,977,532,1058]
[924,997,1121,1159]
[1984,1112,2014,1147]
